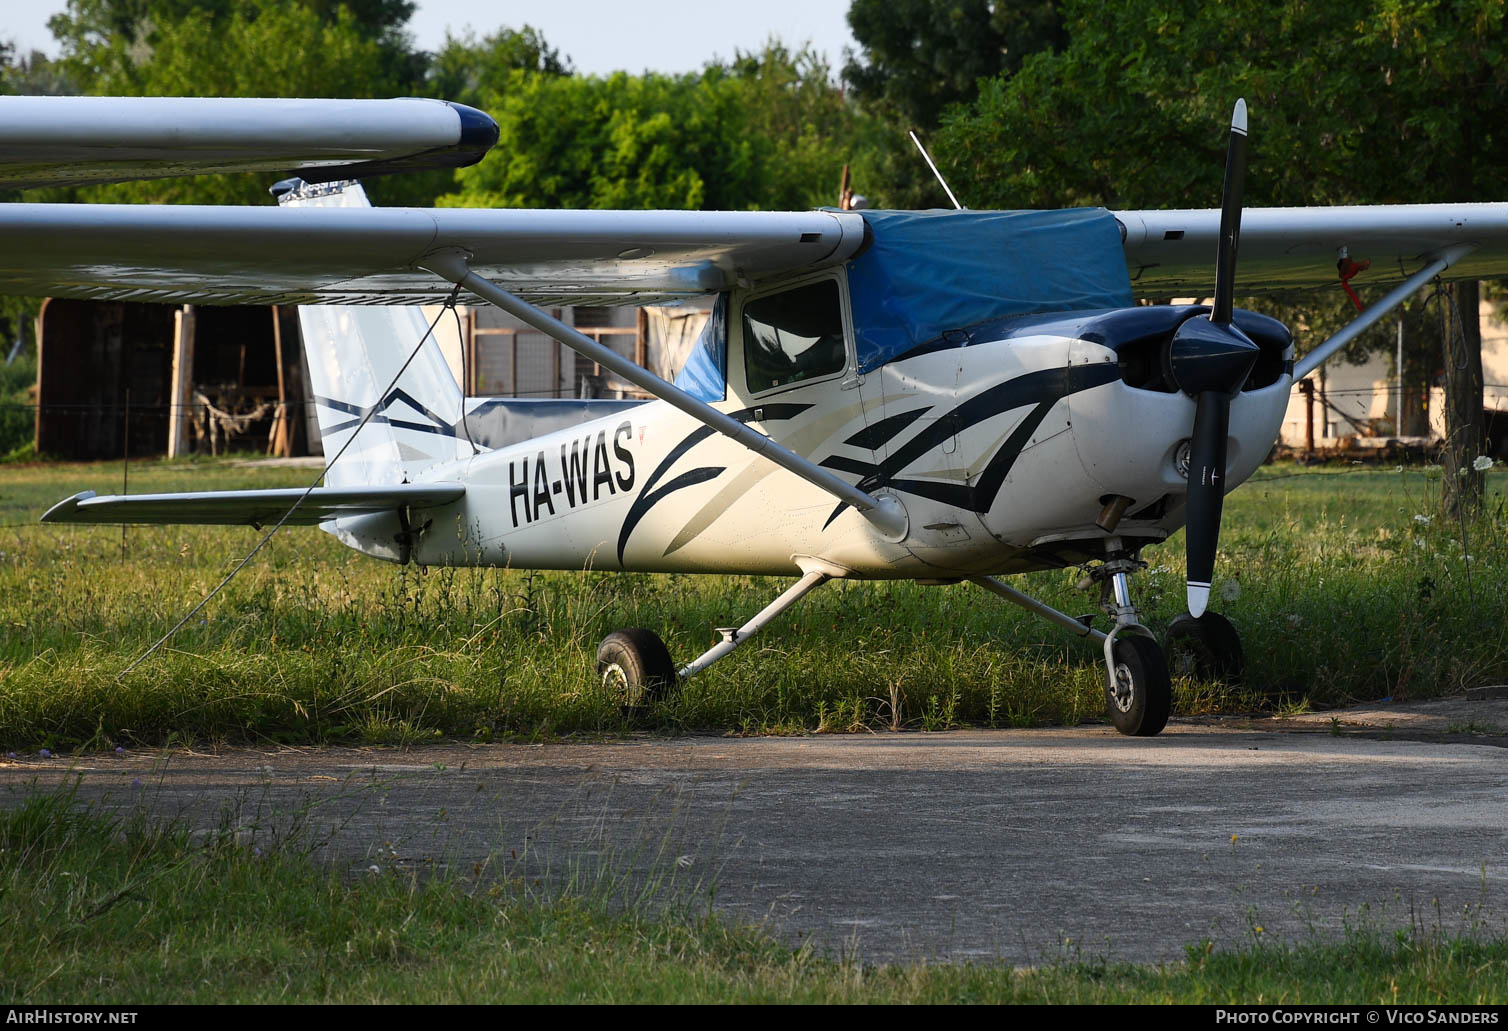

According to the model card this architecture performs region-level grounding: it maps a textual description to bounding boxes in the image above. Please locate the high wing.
[1114,204,1508,295]
[0,96,497,190]
[41,484,465,526]
[0,201,1504,306]
[0,203,871,306]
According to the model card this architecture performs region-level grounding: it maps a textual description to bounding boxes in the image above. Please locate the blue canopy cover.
[673,207,1133,394]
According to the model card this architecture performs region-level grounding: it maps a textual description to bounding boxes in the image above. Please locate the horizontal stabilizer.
[40,484,465,527]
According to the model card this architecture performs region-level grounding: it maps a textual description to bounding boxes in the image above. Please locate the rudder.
[274,178,473,486]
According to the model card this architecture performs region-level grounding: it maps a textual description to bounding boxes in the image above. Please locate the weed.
[1445,721,1502,735]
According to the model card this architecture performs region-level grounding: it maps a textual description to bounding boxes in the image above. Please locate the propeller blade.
[1210,99,1248,327]
[1184,389,1231,617]
[1173,99,1254,617]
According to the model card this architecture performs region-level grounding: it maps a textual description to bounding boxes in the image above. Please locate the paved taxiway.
[6,702,1506,965]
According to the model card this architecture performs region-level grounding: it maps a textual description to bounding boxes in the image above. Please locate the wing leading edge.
[41,484,465,527]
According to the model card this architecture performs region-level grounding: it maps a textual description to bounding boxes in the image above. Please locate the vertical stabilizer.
[274,178,471,486]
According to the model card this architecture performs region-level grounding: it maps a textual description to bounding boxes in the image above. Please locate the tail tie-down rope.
[118,286,463,679]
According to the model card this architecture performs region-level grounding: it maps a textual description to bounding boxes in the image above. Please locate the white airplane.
[9,96,1508,736]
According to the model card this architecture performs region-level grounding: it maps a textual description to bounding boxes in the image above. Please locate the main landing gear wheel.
[1105,635,1172,737]
[1163,611,1244,683]
[596,628,677,709]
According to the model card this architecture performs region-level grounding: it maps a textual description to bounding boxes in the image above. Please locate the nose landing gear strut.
[972,535,1177,737]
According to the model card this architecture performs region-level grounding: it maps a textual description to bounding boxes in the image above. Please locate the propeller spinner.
[1166,100,1261,617]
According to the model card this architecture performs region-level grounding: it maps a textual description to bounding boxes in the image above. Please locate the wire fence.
[6,380,1508,457]
[2,375,656,460]
[1313,383,1508,396]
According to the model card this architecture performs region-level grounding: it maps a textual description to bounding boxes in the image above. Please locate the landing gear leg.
[678,569,831,677]
[1089,537,1170,736]
[596,570,832,709]
[969,534,1171,736]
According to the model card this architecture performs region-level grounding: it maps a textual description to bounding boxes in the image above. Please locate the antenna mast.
[908,130,964,210]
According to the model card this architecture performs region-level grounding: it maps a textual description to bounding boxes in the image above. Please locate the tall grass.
[0,355,34,458]
[0,457,1504,749]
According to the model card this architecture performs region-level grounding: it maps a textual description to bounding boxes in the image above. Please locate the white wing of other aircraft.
[0,95,498,189]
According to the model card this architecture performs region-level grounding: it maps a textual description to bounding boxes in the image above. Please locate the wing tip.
[446,101,501,154]
[40,490,98,523]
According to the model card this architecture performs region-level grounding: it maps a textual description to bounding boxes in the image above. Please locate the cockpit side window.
[742,279,846,394]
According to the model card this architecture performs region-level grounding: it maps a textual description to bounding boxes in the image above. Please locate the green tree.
[438,70,759,211]
[48,0,419,95]
[844,0,1064,129]
[426,26,570,107]
[841,0,1065,208]
[440,45,873,213]
[724,42,881,210]
[0,45,76,97]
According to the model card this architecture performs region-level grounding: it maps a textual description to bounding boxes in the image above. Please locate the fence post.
[167,305,196,458]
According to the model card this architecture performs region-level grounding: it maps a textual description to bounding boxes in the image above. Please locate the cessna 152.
[8,95,1508,736]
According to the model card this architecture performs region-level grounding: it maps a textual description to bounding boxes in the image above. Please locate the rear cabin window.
[742,280,846,394]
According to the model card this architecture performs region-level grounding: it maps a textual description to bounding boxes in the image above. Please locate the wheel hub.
[1110,662,1136,712]
[601,662,629,696]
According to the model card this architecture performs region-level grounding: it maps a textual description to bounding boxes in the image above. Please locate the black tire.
[1164,611,1244,683]
[1105,635,1172,737]
[596,628,677,708]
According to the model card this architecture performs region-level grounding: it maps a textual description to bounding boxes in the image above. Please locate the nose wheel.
[1105,635,1172,736]
[975,537,1181,737]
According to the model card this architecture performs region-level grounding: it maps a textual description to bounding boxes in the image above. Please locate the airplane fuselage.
[330,318,1292,580]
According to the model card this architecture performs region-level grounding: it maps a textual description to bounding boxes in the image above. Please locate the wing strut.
[421,251,909,540]
[1294,244,1476,380]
